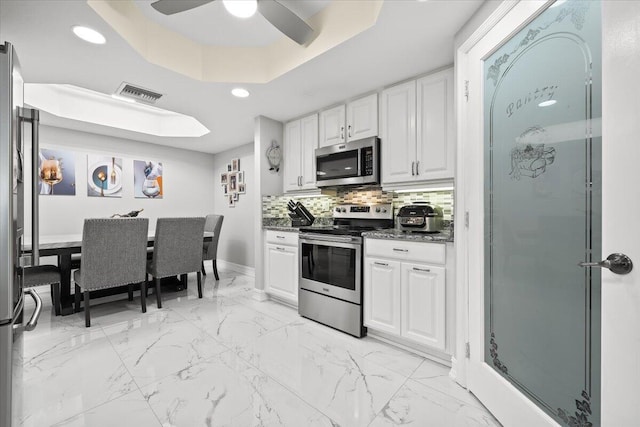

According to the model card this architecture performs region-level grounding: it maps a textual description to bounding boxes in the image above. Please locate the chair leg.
[128,284,134,302]
[74,284,81,313]
[197,272,202,298]
[53,283,61,316]
[155,277,162,309]
[202,261,207,276]
[213,259,219,281]
[145,274,149,297]
[140,281,147,313]
[84,291,91,327]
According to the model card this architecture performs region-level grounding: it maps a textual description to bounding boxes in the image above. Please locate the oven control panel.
[333,204,393,220]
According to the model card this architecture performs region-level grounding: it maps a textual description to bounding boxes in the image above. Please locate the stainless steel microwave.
[315,137,380,187]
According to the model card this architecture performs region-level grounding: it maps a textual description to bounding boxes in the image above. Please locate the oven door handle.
[299,234,359,244]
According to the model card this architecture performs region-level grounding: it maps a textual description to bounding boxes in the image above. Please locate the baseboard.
[367,329,452,367]
[216,259,255,278]
[252,289,269,302]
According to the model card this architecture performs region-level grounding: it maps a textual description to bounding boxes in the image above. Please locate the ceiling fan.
[150,0,316,45]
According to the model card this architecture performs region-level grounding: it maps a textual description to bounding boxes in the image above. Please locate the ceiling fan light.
[223,0,258,18]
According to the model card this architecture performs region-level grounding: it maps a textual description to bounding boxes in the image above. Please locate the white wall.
[211,142,255,269]
[25,125,215,237]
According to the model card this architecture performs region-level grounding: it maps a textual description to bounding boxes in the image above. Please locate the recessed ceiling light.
[72,26,106,44]
[231,88,250,98]
[538,100,557,107]
[222,0,258,18]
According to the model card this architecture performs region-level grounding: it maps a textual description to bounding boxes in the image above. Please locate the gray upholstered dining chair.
[202,214,224,280]
[73,218,149,327]
[147,217,206,308]
[24,265,61,316]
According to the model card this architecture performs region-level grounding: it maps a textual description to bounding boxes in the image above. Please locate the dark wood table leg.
[58,252,74,316]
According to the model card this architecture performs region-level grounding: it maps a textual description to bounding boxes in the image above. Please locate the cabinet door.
[300,114,319,189]
[346,93,378,141]
[401,262,445,350]
[381,80,416,184]
[416,68,454,181]
[319,104,346,147]
[283,120,302,192]
[265,244,299,303]
[364,257,401,335]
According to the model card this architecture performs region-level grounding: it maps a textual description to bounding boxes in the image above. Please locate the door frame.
[455,1,640,425]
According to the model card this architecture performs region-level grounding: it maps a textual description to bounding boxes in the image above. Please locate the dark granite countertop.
[362,228,453,243]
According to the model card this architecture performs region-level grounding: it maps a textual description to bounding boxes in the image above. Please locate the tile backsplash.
[262,188,454,221]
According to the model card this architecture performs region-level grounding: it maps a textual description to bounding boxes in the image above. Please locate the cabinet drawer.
[365,238,445,264]
[265,230,299,246]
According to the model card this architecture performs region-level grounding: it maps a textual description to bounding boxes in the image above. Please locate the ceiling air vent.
[115,82,163,104]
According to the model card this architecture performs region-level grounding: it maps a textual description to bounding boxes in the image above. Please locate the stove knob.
[341,208,347,213]
[375,207,381,213]
[335,207,340,212]
[382,208,387,213]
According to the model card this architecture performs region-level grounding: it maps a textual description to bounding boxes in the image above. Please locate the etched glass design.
[483,1,601,425]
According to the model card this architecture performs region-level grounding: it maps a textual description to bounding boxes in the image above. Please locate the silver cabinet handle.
[276,246,286,251]
[276,235,285,239]
[374,261,388,266]
[393,248,408,252]
[416,160,420,175]
[348,124,352,138]
[413,267,431,272]
[24,288,42,331]
[411,161,415,176]
[579,253,633,275]
[340,126,344,141]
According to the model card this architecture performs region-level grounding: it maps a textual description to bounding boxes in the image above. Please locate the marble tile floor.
[13,269,500,427]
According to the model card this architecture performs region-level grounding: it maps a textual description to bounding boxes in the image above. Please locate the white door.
[459,1,640,426]
[300,114,318,189]
[401,262,446,351]
[346,93,378,141]
[283,120,301,192]
[380,80,416,184]
[319,105,345,147]
[363,257,401,335]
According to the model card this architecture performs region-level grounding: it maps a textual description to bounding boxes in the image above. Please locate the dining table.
[24,232,213,316]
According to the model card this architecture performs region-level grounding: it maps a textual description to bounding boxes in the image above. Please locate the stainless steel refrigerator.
[1,41,42,427]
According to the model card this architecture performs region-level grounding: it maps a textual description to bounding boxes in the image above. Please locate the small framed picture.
[233,192,239,201]
[229,173,237,192]
[237,171,244,184]
[231,158,240,172]
[238,183,246,194]
[221,173,228,185]
[228,194,235,207]
[227,163,232,172]
[222,184,228,195]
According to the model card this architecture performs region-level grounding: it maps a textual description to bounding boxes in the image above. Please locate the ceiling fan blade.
[258,0,315,45]
[150,0,215,15]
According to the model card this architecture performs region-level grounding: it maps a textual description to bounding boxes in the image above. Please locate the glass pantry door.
[485,0,601,425]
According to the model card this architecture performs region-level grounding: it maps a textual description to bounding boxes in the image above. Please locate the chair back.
[151,217,206,278]
[80,218,149,290]
[203,214,224,261]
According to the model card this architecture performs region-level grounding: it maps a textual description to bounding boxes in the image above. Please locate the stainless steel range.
[298,203,393,337]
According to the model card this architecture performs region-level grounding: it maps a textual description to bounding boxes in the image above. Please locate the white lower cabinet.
[364,258,401,335]
[401,262,446,350]
[364,239,447,352]
[264,232,299,305]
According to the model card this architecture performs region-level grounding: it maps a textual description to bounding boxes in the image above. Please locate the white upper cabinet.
[416,69,455,181]
[283,113,318,193]
[381,68,454,187]
[346,93,378,142]
[319,104,345,147]
[319,94,378,147]
[380,80,416,184]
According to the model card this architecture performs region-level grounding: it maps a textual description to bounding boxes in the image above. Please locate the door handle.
[416,160,419,175]
[340,126,344,141]
[411,161,415,176]
[413,267,431,272]
[578,253,633,275]
[276,247,287,251]
[393,248,408,252]
[348,125,352,138]
[374,261,388,266]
